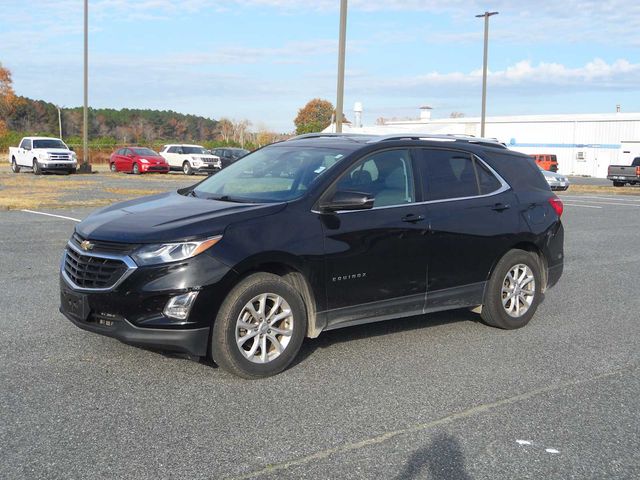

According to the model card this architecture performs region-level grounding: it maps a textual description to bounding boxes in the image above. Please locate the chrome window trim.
[311,154,511,215]
[61,241,138,293]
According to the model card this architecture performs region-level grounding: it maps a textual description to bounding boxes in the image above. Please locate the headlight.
[131,236,222,266]
[545,176,554,184]
[38,152,49,160]
[71,152,78,160]
[140,158,150,164]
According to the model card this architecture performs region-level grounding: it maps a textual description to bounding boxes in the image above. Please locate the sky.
[1,0,639,132]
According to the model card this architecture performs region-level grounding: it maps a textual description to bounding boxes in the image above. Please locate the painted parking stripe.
[561,195,640,202]
[559,200,640,207]
[562,203,603,209]
[21,209,81,222]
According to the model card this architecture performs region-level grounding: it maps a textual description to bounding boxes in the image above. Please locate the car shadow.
[292,308,481,368]
[393,433,473,480]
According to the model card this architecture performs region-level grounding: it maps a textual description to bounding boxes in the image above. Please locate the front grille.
[64,247,128,289]
[49,154,71,160]
[71,233,136,254]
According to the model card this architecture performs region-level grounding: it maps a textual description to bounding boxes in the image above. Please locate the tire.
[613,181,624,187]
[11,158,20,173]
[480,249,542,330]
[68,168,76,174]
[183,161,194,175]
[33,159,42,175]
[132,163,140,175]
[211,272,307,379]
[110,163,117,173]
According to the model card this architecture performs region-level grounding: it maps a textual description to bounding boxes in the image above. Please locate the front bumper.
[141,163,170,173]
[59,244,233,356]
[60,302,209,356]
[41,160,77,171]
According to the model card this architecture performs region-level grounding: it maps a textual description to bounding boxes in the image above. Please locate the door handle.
[401,214,425,223]
[491,203,511,212]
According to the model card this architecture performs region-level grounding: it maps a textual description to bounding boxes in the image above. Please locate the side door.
[113,148,125,170]
[319,148,429,329]
[416,148,519,310]
[163,146,179,168]
[120,148,133,171]
[18,138,32,167]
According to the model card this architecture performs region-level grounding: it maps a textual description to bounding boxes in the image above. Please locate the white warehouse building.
[326,105,640,178]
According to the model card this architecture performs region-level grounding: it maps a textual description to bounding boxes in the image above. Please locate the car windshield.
[131,148,159,156]
[192,145,349,202]
[33,139,67,149]
[182,146,208,154]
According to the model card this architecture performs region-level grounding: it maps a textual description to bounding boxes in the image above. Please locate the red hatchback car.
[109,147,169,174]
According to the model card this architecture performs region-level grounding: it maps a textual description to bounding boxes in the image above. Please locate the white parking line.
[20,209,81,222]
[559,200,640,207]
[562,203,603,209]
[561,195,640,203]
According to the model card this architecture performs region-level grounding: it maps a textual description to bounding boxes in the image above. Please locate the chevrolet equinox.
[60,134,564,378]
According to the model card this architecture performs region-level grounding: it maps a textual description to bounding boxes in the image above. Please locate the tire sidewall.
[11,158,19,173]
[110,163,117,172]
[133,163,140,174]
[33,160,41,175]
[212,274,307,378]
[183,161,193,175]
[485,250,542,329]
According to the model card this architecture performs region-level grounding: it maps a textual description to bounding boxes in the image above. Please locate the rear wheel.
[11,158,20,173]
[183,161,194,175]
[33,159,42,175]
[211,272,307,379]
[613,181,624,187]
[481,249,542,330]
[110,163,117,173]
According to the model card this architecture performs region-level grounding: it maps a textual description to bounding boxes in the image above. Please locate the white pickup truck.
[9,136,78,175]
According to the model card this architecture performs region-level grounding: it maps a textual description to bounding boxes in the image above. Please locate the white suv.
[160,144,221,175]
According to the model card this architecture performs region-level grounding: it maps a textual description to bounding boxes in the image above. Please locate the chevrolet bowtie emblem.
[80,240,94,251]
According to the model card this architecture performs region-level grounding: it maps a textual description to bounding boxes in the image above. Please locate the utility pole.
[476,11,498,138]
[79,0,92,172]
[335,0,348,133]
[57,106,62,139]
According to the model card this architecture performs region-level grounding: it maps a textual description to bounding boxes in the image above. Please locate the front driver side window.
[336,149,415,207]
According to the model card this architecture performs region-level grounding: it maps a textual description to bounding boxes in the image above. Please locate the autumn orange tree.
[294,98,334,134]
[0,62,19,136]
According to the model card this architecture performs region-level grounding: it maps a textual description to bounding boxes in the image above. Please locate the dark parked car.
[109,147,169,174]
[212,147,249,168]
[60,134,564,378]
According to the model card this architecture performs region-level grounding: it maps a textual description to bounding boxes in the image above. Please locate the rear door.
[416,148,519,310]
[320,148,429,328]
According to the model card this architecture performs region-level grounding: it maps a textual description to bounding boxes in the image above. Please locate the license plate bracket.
[62,289,90,321]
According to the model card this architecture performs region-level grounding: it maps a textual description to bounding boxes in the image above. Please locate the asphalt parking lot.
[1,189,639,479]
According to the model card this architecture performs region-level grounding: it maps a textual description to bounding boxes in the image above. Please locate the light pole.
[335,0,348,133]
[57,106,62,139]
[475,11,498,138]
[79,0,92,172]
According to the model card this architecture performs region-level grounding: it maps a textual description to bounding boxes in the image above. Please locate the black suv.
[212,147,249,169]
[60,134,564,378]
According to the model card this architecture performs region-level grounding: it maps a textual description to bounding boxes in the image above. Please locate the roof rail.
[368,133,507,149]
[287,133,373,141]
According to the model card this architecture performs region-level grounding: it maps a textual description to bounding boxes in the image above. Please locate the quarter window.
[421,150,502,200]
[336,149,415,207]
[20,139,32,150]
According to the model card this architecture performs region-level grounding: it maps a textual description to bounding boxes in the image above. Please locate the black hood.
[76,191,286,243]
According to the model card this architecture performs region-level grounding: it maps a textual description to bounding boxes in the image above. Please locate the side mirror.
[319,190,374,212]
[69,146,74,152]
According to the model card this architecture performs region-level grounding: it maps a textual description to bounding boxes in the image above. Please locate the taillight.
[548,196,563,217]
[636,166,640,176]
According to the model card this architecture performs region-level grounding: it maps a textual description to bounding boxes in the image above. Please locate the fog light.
[163,291,199,320]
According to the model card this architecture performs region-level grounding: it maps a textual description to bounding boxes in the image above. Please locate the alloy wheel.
[501,264,536,318]
[235,293,294,364]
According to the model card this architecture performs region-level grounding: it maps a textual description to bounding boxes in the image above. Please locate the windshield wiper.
[207,195,251,203]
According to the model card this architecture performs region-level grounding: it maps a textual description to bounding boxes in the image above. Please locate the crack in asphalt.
[227,363,638,480]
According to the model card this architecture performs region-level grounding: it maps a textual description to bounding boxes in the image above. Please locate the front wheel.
[33,159,42,175]
[11,158,20,173]
[480,249,542,330]
[132,163,140,174]
[613,181,624,187]
[211,273,307,379]
[183,161,194,175]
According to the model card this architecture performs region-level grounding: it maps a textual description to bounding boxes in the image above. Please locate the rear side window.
[420,150,502,201]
